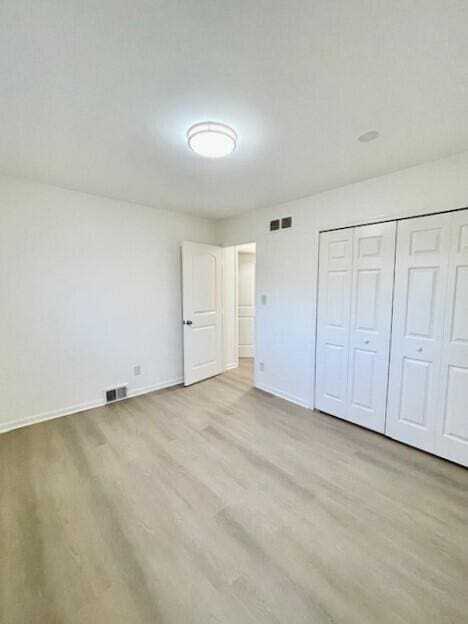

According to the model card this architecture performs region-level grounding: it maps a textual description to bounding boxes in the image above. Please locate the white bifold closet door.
[317,210,468,466]
[346,222,396,432]
[315,229,353,419]
[316,222,396,432]
[386,210,468,467]
[386,213,451,452]
[435,210,468,465]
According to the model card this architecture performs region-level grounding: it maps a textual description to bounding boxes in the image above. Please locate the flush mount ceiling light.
[358,130,379,143]
[187,122,237,158]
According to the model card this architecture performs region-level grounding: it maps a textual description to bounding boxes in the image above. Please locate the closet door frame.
[314,206,467,468]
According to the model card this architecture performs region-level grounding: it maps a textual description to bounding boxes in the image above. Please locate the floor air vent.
[106,385,128,403]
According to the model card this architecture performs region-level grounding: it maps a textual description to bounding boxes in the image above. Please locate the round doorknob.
[364,338,370,344]
[186,320,193,325]
[417,346,423,352]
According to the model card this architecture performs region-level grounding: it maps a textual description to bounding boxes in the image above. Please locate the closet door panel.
[315,229,353,418]
[436,210,468,467]
[347,222,396,432]
[386,213,451,452]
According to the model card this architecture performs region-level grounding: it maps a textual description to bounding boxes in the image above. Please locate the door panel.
[436,210,468,466]
[355,269,380,330]
[182,242,223,386]
[323,343,345,399]
[192,254,216,313]
[315,229,353,418]
[326,271,348,327]
[346,221,396,432]
[386,213,451,451]
[451,267,468,341]
[405,267,439,337]
[443,366,468,438]
[351,348,375,408]
[398,358,431,426]
[238,252,256,358]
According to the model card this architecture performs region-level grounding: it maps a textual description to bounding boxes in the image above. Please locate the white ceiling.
[1,1,468,219]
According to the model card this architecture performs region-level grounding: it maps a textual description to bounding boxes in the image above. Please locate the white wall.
[3,150,468,431]
[0,174,216,431]
[217,150,468,408]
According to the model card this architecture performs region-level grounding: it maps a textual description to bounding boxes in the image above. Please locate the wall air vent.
[116,386,127,400]
[270,217,292,231]
[105,385,128,403]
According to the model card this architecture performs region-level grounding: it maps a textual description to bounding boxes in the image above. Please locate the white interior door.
[315,229,353,418]
[346,222,396,432]
[386,213,451,452]
[238,252,256,358]
[435,209,468,467]
[182,242,223,386]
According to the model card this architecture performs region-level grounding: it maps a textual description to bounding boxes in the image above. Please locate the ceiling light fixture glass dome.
[187,122,237,158]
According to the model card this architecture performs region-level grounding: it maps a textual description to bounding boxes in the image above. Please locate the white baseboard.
[224,362,239,371]
[0,377,309,434]
[0,399,105,435]
[127,377,183,398]
[255,383,310,409]
[0,377,184,435]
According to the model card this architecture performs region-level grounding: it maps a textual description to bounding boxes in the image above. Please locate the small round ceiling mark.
[358,130,380,143]
[187,121,237,158]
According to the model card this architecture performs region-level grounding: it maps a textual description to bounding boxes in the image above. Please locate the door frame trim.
[319,206,468,234]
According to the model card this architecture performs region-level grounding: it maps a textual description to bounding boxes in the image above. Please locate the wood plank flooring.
[1,359,467,623]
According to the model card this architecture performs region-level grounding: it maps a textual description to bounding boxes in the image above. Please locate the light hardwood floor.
[1,359,467,623]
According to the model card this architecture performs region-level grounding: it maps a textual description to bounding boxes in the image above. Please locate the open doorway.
[222,242,256,384]
[181,240,255,387]
[237,243,256,360]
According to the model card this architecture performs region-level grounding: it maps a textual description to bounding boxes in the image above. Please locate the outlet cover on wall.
[133,365,142,376]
